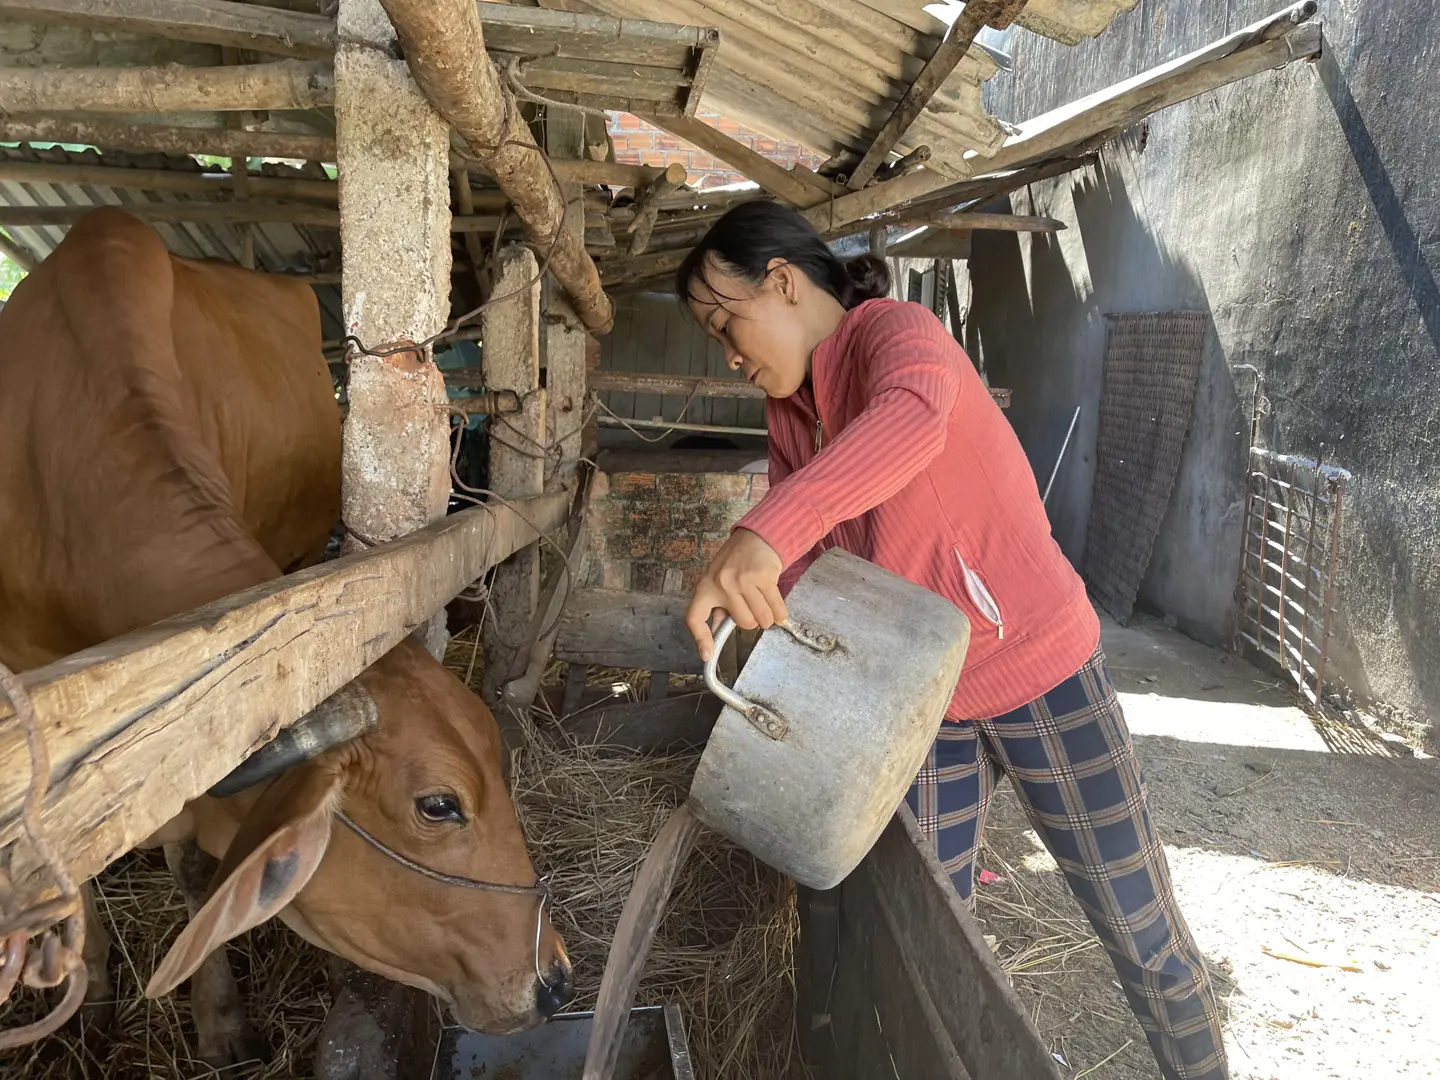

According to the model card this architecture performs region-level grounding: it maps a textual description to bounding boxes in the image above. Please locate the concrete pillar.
[321,2,449,1075]
[336,0,453,660]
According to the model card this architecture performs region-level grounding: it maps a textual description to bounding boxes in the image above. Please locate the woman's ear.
[764,259,797,303]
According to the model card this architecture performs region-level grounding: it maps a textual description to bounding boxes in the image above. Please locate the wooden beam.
[0,0,335,60]
[642,113,838,208]
[626,161,686,256]
[553,589,702,674]
[0,203,338,226]
[0,60,333,114]
[898,211,1066,232]
[0,116,336,161]
[801,3,1322,234]
[558,692,721,754]
[0,227,39,271]
[0,492,570,920]
[858,156,1097,233]
[589,371,764,399]
[0,157,337,203]
[846,0,1027,191]
[378,0,613,333]
[501,473,592,713]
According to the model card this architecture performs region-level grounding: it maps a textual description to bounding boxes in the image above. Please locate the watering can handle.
[703,618,788,741]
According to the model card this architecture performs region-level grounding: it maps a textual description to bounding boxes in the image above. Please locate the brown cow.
[0,208,572,1063]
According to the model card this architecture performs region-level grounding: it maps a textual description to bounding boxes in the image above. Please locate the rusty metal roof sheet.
[552,0,1139,174]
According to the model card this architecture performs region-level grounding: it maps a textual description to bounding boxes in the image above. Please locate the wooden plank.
[553,589,701,674]
[0,492,570,921]
[0,59,333,114]
[588,371,763,400]
[0,203,339,227]
[817,870,969,1080]
[0,0,336,59]
[0,115,336,161]
[482,246,547,701]
[860,807,1062,1079]
[846,0,1025,191]
[642,113,838,208]
[559,692,719,753]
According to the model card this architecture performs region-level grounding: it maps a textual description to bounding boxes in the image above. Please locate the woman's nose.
[726,350,743,370]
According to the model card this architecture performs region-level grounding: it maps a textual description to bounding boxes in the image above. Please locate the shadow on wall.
[969,147,1252,648]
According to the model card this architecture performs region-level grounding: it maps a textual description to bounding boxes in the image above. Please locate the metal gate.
[1235,447,1349,705]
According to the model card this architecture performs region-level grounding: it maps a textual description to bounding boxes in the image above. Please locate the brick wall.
[607,111,824,190]
[587,467,769,594]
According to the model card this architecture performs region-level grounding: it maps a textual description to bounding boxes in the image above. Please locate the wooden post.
[481,246,546,702]
[543,107,591,491]
[626,161,687,256]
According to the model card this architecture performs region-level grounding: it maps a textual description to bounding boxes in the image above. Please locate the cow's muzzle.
[207,683,379,798]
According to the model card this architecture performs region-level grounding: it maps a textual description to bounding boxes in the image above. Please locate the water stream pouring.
[583,550,970,1078]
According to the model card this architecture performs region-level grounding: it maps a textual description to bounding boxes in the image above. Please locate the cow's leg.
[164,840,265,1067]
[77,880,116,1032]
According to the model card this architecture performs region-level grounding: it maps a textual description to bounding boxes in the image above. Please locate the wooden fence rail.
[0,491,569,924]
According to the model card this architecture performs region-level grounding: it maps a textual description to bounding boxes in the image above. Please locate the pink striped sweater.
[736,298,1100,720]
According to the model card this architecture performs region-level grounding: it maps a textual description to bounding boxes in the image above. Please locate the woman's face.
[686,257,813,398]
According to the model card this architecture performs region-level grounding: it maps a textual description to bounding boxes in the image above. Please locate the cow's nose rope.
[333,811,556,987]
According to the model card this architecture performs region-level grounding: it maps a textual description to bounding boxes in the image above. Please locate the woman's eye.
[416,794,466,824]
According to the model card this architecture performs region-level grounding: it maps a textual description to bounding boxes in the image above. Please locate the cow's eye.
[416,794,466,825]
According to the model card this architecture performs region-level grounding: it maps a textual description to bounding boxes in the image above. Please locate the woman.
[679,202,1227,1080]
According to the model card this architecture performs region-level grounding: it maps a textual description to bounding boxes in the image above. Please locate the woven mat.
[1083,311,1208,622]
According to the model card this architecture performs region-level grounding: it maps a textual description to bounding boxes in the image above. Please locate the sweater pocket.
[952,547,1004,640]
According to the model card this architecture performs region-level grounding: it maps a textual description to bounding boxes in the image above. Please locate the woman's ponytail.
[839,254,891,307]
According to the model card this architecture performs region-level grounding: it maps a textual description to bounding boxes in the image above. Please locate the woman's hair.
[675,200,890,311]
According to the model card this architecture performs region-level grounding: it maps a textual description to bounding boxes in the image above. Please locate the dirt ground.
[973,614,1440,1080]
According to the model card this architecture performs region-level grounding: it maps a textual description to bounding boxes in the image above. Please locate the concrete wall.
[972,1,1440,727]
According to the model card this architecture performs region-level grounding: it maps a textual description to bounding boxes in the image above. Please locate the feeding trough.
[433,1005,693,1080]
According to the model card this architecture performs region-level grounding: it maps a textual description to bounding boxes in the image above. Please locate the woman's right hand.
[685,528,787,663]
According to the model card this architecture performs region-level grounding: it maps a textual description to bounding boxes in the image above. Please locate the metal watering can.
[689,549,970,891]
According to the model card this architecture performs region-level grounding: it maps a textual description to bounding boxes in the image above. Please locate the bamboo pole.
[0,116,336,161]
[0,203,339,227]
[378,0,614,333]
[898,211,1066,232]
[0,0,335,60]
[0,60,333,114]
[0,490,570,921]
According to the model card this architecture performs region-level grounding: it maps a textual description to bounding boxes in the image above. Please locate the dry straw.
[0,632,801,1080]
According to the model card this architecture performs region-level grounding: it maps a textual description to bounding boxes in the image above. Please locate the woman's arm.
[737,304,962,568]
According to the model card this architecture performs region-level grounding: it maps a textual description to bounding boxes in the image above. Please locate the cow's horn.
[207,683,379,798]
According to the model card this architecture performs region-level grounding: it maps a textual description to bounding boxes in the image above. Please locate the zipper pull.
[814,420,824,454]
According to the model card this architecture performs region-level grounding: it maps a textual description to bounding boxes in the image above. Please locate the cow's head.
[145,639,572,1034]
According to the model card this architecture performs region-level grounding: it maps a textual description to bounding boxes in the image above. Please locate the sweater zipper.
[953,548,1005,640]
[814,420,824,454]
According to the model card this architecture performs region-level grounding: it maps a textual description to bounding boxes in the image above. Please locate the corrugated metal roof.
[0,144,344,334]
[550,0,1139,174]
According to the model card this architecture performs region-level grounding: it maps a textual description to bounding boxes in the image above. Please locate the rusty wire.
[0,659,89,1051]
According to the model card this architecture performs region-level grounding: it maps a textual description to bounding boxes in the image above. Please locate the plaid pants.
[907,648,1227,1080]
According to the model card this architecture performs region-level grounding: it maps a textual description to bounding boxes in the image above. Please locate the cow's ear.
[146,763,342,998]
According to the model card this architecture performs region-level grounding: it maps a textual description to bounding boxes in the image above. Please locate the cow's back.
[0,208,340,669]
